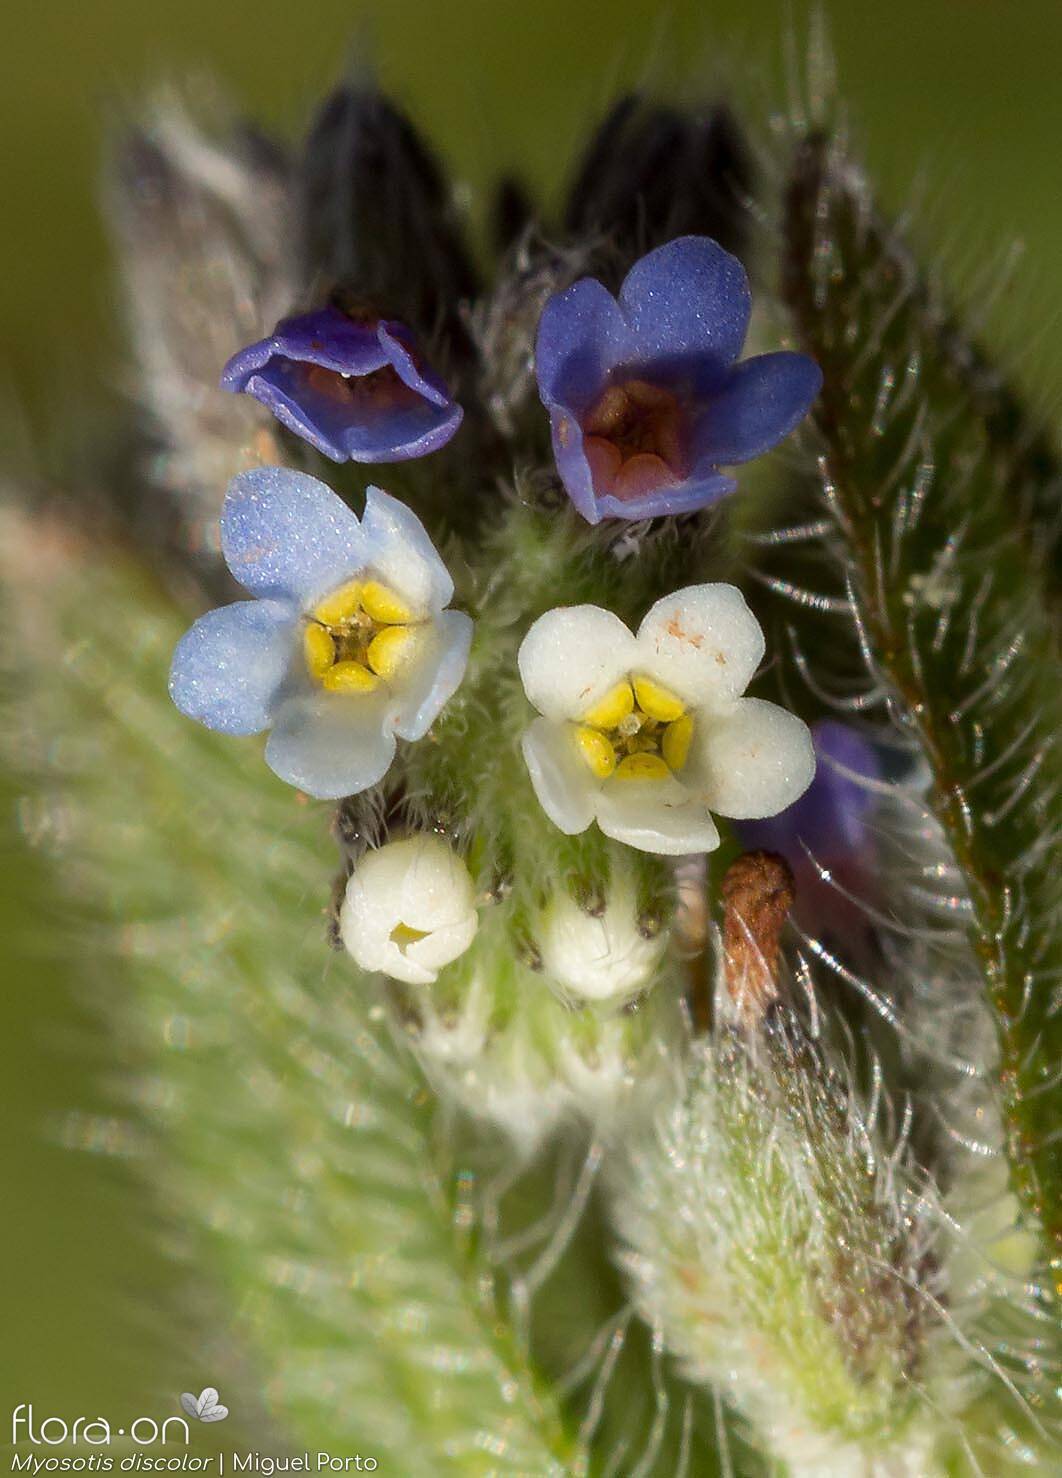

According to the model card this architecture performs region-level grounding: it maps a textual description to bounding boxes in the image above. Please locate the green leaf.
[781,132,1062,1276]
[2,517,582,1475]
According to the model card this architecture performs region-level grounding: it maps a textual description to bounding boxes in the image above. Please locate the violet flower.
[220,306,463,463]
[535,236,821,523]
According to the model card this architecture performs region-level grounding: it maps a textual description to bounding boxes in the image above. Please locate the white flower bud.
[339,836,478,985]
[538,872,666,1002]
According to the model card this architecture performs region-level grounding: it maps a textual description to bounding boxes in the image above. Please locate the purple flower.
[220,306,463,463]
[534,236,822,524]
[737,720,882,933]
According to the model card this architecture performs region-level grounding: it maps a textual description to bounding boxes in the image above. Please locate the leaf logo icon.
[180,1388,229,1423]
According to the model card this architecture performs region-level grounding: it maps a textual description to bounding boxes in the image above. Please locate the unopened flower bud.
[339,835,478,985]
[539,870,666,1002]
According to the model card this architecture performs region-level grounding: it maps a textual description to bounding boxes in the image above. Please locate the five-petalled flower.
[220,305,463,463]
[339,836,479,985]
[168,467,472,799]
[534,236,822,523]
[517,584,815,855]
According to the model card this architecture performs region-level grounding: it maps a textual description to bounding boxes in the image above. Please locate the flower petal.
[360,486,455,613]
[396,840,478,932]
[331,398,464,463]
[618,236,750,371]
[738,719,881,860]
[265,690,396,799]
[518,605,637,721]
[548,413,601,524]
[403,918,479,975]
[697,697,815,819]
[221,467,366,606]
[521,718,598,834]
[169,600,293,735]
[635,584,765,706]
[391,610,473,741]
[595,779,720,856]
[378,321,453,410]
[594,469,736,523]
[220,308,387,387]
[690,351,822,467]
[535,277,633,411]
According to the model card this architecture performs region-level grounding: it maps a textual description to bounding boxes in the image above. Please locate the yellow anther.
[613,752,671,782]
[574,725,617,780]
[321,660,381,694]
[367,624,416,678]
[582,680,634,729]
[632,674,686,723]
[312,578,364,626]
[390,922,429,949]
[361,579,414,624]
[662,714,694,773]
[303,622,336,678]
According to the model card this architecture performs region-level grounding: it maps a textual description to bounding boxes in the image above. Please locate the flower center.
[581,378,688,502]
[572,676,693,781]
[303,577,423,694]
[389,921,430,953]
[303,362,423,414]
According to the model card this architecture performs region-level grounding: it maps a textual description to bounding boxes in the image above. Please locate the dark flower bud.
[564,95,756,288]
[300,82,479,365]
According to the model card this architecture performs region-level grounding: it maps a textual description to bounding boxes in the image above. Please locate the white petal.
[697,697,815,819]
[265,690,396,799]
[404,915,479,974]
[539,873,666,1002]
[397,836,478,931]
[635,584,765,706]
[391,610,473,741]
[360,486,454,614]
[517,605,637,721]
[339,837,478,985]
[595,779,721,856]
[521,718,598,834]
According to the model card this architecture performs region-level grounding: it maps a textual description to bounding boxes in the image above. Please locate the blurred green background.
[3,0,1061,1439]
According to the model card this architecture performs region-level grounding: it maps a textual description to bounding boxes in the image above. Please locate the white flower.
[539,870,667,1002]
[339,836,479,985]
[170,468,473,799]
[517,584,815,856]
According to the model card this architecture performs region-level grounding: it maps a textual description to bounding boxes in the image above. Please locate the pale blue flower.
[169,467,472,799]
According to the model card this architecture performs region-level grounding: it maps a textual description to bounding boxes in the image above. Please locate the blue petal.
[618,236,751,371]
[231,367,360,462]
[221,467,367,606]
[535,278,633,412]
[219,308,386,391]
[690,352,823,468]
[332,398,463,463]
[361,486,455,612]
[594,470,736,523]
[169,600,294,735]
[265,691,397,799]
[548,410,600,524]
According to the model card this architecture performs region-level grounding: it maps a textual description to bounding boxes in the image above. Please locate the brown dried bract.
[721,850,795,1023]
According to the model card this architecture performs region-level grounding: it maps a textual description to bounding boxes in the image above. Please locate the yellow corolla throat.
[302,577,422,693]
[573,676,693,781]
